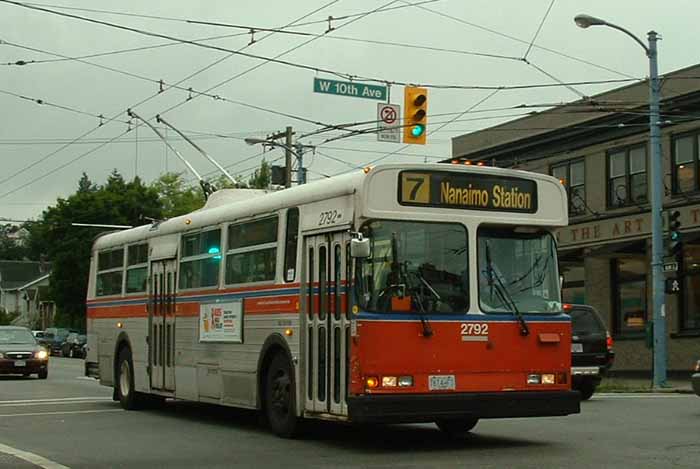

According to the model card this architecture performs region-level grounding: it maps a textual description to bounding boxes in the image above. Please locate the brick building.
[449,64,700,376]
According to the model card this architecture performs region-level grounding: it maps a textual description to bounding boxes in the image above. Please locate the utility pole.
[284,126,293,188]
[296,143,306,185]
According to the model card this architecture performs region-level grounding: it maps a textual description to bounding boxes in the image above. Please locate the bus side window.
[284,208,299,282]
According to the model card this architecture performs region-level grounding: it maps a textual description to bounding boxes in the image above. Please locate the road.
[0,358,699,468]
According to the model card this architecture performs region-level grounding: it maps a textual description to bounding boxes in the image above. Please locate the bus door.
[149,259,177,392]
[304,231,351,416]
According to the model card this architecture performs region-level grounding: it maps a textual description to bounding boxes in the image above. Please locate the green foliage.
[26,170,163,328]
[150,172,204,218]
[0,309,19,326]
[247,159,271,189]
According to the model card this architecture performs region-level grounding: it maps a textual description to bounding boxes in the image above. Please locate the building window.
[608,145,647,208]
[551,159,586,216]
[681,242,700,331]
[225,216,278,285]
[672,132,699,194]
[179,229,221,290]
[126,243,148,294]
[613,257,647,336]
[96,248,124,296]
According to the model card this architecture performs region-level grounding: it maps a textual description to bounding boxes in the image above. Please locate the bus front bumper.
[347,390,580,423]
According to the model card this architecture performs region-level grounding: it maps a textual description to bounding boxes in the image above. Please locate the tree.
[247,159,271,189]
[150,172,204,218]
[27,170,163,329]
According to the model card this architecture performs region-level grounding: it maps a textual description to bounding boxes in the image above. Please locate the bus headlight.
[541,374,556,385]
[398,376,413,387]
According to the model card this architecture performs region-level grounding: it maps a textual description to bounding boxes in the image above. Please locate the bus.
[85,163,579,437]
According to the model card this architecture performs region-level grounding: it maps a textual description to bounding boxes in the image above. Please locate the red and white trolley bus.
[85,163,579,437]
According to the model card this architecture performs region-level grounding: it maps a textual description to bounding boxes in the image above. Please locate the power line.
[0,1,642,92]
[402,0,636,80]
[0,0,343,198]
[0,87,127,123]
[523,0,556,60]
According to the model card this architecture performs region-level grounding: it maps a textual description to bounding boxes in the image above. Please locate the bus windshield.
[357,220,468,314]
[478,227,561,314]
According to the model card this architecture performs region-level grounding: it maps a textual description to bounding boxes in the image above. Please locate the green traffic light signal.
[411,124,425,137]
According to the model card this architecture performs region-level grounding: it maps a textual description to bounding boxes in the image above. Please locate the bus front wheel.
[435,417,479,436]
[264,353,299,438]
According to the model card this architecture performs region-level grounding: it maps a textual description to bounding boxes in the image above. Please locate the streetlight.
[244,138,307,186]
[574,14,666,388]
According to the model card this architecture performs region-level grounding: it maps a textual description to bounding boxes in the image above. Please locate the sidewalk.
[597,376,694,393]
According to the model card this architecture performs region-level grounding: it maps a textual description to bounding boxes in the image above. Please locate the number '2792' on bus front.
[429,375,456,391]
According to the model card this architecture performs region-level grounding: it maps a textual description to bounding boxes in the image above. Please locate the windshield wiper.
[485,241,530,336]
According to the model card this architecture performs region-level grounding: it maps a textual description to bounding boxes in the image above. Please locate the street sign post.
[313,78,387,101]
[377,103,401,143]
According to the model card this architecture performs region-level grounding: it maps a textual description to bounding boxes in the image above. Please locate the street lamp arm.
[602,21,650,55]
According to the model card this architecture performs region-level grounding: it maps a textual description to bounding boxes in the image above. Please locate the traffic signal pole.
[647,31,667,389]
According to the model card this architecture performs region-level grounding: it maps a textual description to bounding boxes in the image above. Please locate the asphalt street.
[0,358,698,468]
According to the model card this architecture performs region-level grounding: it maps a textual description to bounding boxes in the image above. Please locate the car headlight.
[35,349,48,360]
[0,352,4,359]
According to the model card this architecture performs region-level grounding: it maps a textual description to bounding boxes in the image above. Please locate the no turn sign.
[377,103,401,143]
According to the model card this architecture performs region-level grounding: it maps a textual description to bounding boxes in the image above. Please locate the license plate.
[14,360,26,367]
[429,375,456,391]
[571,343,583,353]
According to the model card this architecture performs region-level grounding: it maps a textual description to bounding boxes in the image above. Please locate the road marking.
[0,397,111,405]
[0,442,70,469]
[0,399,112,407]
[0,409,123,418]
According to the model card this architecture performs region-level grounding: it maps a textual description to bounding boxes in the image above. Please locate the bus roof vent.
[201,189,271,210]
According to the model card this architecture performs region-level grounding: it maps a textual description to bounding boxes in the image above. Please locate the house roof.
[0,261,50,290]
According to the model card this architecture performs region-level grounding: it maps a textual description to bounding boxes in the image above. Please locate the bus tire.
[435,417,479,436]
[116,346,146,410]
[264,353,299,438]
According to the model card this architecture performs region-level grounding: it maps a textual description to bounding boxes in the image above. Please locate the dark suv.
[565,304,615,400]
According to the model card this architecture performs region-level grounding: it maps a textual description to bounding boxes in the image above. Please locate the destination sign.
[398,171,538,213]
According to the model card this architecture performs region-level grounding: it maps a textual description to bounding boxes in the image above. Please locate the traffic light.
[271,165,287,186]
[668,209,682,261]
[403,86,428,145]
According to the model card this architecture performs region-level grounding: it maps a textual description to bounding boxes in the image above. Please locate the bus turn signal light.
[365,376,379,389]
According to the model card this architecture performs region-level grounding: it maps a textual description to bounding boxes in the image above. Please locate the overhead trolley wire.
[0,1,642,92]
[0,0,343,198]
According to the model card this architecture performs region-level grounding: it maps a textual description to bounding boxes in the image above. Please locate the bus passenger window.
[284,208,299,282]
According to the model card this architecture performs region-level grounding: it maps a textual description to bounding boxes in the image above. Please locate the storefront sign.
[398,170,537,213]
[557,205,700,248]
[199,300,243,343]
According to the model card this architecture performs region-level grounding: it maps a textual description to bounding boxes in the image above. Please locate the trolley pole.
[285,126,293,188]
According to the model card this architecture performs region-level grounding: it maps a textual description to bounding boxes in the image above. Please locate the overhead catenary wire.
[0,0,344,198]
[523,0,556,60]
[0,1,643,92]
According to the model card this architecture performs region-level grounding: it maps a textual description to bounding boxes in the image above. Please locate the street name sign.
[377,103,401,143]
[313,78,387,101]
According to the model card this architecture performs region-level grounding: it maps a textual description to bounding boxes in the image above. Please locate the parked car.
[0,326,49,378]
[61,333,87,358]
[564,304,615,401]
[692,359,700,397]
[32,330,45,339]
[41,328,73,356]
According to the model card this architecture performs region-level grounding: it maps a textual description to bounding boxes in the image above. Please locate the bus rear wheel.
[264,353,299,438]
[435,417,479,436]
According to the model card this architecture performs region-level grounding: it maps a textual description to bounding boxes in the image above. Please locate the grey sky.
[0,0,698,222]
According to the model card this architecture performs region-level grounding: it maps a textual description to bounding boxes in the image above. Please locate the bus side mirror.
[350,238,370,258]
